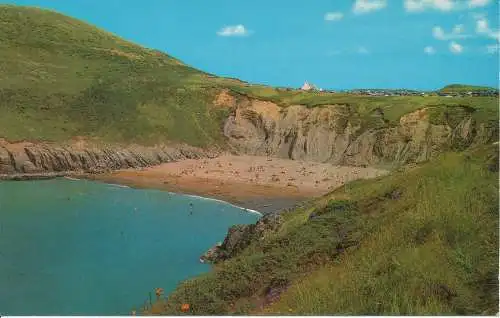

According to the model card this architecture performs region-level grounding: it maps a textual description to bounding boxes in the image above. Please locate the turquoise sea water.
[0,178,260,315]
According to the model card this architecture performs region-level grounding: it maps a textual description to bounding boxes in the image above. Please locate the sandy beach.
[89,155,388,213]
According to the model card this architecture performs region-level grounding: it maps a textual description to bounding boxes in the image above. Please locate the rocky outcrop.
[200,212,282,264]
[223,96,498,166]
[0,139,217,178]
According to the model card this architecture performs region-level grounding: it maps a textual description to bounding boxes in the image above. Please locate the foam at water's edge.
[107,183,131,188]
[64,176,81,181]
[182,193,263,216]
[64,177,132,189]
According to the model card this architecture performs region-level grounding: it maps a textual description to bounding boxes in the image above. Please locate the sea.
[0,178,261,315]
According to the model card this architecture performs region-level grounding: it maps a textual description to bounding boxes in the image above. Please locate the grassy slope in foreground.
[154,144,498,315]
[1,5,499,148]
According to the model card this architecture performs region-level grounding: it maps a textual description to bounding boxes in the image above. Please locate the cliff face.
[200,212,283,264]
[0,139,215,177]
[1,94,496,177]
[223,96,497,166]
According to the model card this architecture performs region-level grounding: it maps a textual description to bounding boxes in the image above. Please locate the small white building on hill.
[301,81,318,91]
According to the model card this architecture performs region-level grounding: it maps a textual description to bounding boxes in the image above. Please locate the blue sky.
[3,0,500,90]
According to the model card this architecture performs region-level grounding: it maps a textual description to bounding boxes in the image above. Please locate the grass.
[268,146,498,315]
[1,5,498,148]
[440,84,498,93]
[0,5,232,146]
[154,144,498,315]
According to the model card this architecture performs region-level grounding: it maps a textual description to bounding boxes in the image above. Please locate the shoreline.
[180,193,263,216]
[1,155,389,215]
[0,171,305,215]
[87,155,389,214]
[84,173,308,215]
[0,172,74,180]
[63,176,265,215]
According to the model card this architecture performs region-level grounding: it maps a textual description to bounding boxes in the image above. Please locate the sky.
[3,0,500,90]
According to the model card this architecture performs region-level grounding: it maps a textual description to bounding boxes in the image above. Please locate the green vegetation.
[440,84,498,93]
[1,5,498,148]
[229,85,498,127]
[154,144,498,315]
[0,5,237,146]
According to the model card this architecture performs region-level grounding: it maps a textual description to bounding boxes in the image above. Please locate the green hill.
[0,4,241,146]
[440,84,498,93]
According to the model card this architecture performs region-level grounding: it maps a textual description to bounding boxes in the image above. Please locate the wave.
[63,176,80,181]
[182,193,263,216]
[107,183,131,188]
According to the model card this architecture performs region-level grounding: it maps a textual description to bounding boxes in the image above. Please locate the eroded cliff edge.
[0,138,216,178]
[222,92,497,166]
[1,92,497,178]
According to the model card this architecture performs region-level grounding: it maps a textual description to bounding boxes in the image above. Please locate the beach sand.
[90,155,388,214]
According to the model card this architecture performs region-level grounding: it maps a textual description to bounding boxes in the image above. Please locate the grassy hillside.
[1,5,498,148]
[440,84,498,93]
[0,5,238,146]
[151,144,498,315]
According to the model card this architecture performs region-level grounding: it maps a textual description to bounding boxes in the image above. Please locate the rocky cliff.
[223,94,497,166]
[200,212,283,264]
[1,93,496,177]
[0,139,216,178]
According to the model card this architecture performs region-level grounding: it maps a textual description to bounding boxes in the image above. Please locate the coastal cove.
[0,3,497,315]
[0,178,260,315]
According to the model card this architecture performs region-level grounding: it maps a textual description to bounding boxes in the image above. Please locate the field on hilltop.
[0,5,498,148]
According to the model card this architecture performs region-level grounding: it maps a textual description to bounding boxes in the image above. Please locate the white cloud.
[404,0,426,11]
[217,25,251,37]
[486,44,500,54]
[353,0,387,14]
[405,0,455,12]
[424,46,436,54]
[434,0,455,10]
[449,41,464,54]
[405,0,491,12]
[475,17,500,40]
[324,12,344,21]
[476,18,489,33]
[432,25,471,40]
[357,46,370,54]
[468,0,491,8]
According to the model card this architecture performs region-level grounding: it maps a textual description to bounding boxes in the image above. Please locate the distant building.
[301,81,316,91]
